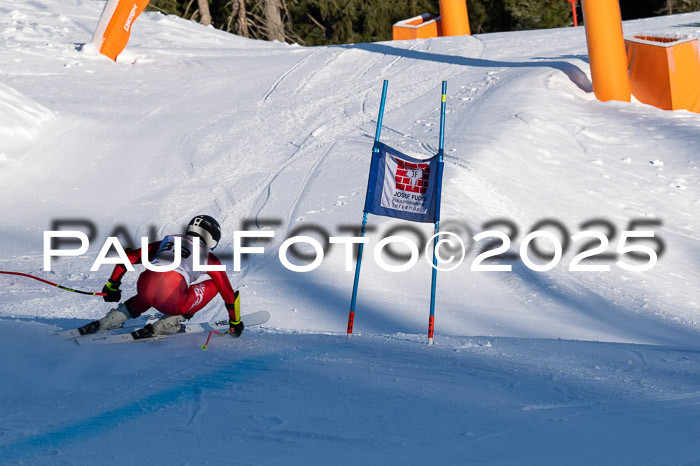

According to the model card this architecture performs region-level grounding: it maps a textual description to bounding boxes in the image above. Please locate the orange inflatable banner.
[91,0,151,61]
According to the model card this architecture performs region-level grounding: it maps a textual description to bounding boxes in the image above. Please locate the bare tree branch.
[183,0,195,19]
[306,12,326,33]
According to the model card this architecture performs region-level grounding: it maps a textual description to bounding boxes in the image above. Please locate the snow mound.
[0,82,55,144]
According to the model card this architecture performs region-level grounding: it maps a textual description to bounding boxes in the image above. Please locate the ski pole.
[201,328,233,351]
[0,271,106,296]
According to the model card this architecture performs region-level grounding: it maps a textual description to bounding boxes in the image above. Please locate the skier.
[79,215,243,338]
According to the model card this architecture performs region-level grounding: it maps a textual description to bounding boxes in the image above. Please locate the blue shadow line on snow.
[341,43,593,93]
[8,315,96,331]
[0,356,273,461]
[510,262,700,346]
[268,264,425,336]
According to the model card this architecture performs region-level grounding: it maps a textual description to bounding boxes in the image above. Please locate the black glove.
[229,319,244,338]
[102,280,122,303]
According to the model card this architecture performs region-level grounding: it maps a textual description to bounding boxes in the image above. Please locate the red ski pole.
[0,271,106,296]
[201,328,234,351]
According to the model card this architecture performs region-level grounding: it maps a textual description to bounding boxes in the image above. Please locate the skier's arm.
[101,242,160,302]
[108,242,160,282]
[206,253,243,337]
[206,253,238,318]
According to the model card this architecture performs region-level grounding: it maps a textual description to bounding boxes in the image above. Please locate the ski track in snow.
[247,38,490,249]
[261,47,325,103]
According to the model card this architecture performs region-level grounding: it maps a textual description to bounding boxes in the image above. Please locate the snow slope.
[1,0,700,463]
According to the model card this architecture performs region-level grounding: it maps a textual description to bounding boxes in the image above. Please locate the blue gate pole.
[428,81,447,345]
[347,80,389,339]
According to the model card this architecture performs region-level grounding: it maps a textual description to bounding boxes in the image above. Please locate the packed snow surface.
[1,1,700,463]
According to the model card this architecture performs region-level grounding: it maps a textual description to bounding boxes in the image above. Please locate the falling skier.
[79,215,243,339]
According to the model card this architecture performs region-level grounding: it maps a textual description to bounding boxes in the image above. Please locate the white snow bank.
[0,82,55,144]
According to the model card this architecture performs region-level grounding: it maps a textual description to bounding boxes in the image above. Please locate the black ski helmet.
[186,215,221,250]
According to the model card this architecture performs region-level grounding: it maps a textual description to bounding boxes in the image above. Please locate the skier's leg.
[180,279,220,315]
[141,271,186,336]
[133,271,191,336]
[96,272,176,330]
[97,302,135,330]
[135,270,187,313]
[97,270,179,328]
[83,271,184,335]
[79,275,151,334]
[149,280,220,336]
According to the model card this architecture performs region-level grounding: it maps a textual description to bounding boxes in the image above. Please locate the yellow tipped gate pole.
[438,0,471,36]
[581,0,631,102]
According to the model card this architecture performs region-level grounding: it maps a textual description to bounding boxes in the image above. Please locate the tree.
[144,0,696,46]
[661,0,700,13]
[230,0,250,37]
[504,0,572,29]
[469,0,514,33]
[264,0,286,41]
[197,0,212,25]
[286,0,440,45]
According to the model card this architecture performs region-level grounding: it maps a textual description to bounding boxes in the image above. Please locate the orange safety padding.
[392,14,441,40]
[438,0,470,36]
[626,36,700,113]
[98,0,151,61]
[581,0,631,102]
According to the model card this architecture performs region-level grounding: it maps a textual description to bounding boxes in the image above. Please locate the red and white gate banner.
[363,142,440,224]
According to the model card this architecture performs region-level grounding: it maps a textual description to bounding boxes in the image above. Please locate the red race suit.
[108,235,239,321]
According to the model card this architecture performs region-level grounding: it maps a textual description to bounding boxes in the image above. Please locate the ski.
[74,311,270,346]
[56,312,161,340]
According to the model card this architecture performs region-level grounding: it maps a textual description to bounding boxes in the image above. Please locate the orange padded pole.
[581,0,631,102]
[438,0,471,36]
[92,0,150,61]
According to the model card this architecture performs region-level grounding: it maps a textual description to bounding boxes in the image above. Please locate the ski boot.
[132,314,187,340]
[78,303,132,335]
